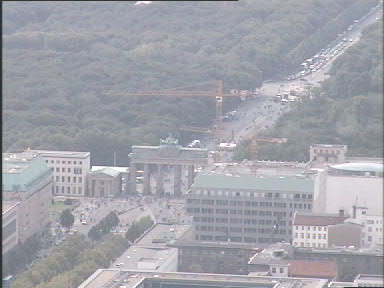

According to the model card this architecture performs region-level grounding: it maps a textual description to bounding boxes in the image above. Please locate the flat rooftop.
[295,246,383,256]
[29,149,90,158]
[78,269,328,288]
[135,223,191,248]
[192,174,314,193]
[2,201,19,215]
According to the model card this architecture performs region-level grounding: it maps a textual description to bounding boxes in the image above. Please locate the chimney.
[339,209,345,217]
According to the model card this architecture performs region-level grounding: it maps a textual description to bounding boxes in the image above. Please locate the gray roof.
[330,162,383,173]
[192,174,314,193]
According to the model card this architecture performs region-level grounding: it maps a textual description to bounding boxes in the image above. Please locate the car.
[81,220,88,225]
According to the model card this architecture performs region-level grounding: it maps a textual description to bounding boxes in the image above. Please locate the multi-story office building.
[2,151,53,242]
[29,149,90,197]
[185,174,314,244]
[2,201,19,255]
[292,212,362,249]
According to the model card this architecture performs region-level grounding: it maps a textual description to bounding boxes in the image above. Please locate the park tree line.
[10,234,129,288]
[3,0,377,165]
[88,211,119,241]
[125,216,154,243]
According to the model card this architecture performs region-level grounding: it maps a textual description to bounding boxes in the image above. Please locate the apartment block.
[185,174,314,244]
[292,212,362,249]
[2,151,53,242]
[2,201,19,255]
[29,149,90,197]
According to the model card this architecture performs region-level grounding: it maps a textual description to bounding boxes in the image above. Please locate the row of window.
[191,190,313,199]
[55,176,83,183]
[367,226,383,232]
[294,233,327,239]
[197,226,288,235]
[46,160,83,165]
[187,207,305,217]
[366,219,383,225]
[198,235,281,243]
[187,201,311,210]
[54,186,82,194]
[52,167,83,174]
[195,217,290,226]
[294,242,327,248]
[295,225,327,231]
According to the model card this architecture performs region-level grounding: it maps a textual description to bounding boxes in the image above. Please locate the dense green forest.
[253,21,383,161]
[3,0,379,165]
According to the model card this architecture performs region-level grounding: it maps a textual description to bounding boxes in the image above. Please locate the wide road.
[216,5,382,154]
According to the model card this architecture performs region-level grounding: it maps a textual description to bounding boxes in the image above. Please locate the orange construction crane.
[103,80,251,144]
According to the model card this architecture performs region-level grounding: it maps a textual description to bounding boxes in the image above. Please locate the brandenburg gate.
[128,137,208,196]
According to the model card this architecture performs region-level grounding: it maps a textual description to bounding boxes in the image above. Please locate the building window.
[68,161,71,164]
[62,168,65,172]
[313,226,316,231]
[307,234,310,239]
[67,176,71,182]
[62,186,64,193]
[56,186,59,193]
[79,177,82,183]
[68,168,71,173]
[56,167,60,172]
[56,176,59,182]
[79,161,83,164]
[295,233,298,238]
[313,234,316,239]
[271,268,276,273]
[62,176,65,182]
[368,227,372,232]
[368,236,372,242]
[323,234,327,239]
[62,161,66,164]
[78,187,82,194]
[67,187,70,194]
[73,177,77,183]
[46,160,48,163]
[301,233,304,238]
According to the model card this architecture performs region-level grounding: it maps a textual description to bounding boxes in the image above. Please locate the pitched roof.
[294,214,348,226]
[89,167,121,177]
[288,260,338,278]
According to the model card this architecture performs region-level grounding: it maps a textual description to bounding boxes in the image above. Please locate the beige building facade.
[86,167,122,197]
[3,151,53,243]
[29,149,90,197]
[2,201,19,255]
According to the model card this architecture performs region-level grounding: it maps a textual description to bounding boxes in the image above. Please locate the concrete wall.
[314,173,383,216]
[328,223,362,248]
[2,203,19,255]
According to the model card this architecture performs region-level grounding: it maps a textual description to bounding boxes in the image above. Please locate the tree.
[60,209,75,230]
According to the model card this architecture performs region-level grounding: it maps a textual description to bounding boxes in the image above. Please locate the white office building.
[29,149,90,197]
[313,162,383,216]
